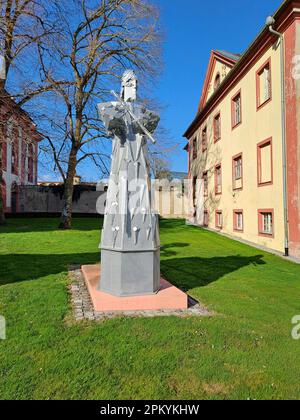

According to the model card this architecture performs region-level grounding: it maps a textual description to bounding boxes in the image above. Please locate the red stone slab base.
[82,265,188,312]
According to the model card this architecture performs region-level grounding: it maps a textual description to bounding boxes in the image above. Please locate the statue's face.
[122,70,137,89]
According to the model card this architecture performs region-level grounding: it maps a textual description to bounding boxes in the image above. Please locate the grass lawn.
[0,218,300,400]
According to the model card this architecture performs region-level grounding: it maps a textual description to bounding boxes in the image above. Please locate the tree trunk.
[59,146,77,229]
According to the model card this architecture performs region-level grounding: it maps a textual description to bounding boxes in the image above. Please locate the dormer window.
[214,74,221,90]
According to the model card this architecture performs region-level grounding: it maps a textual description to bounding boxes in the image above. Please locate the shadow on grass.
[161,255,265,291]
[0,251,265,290]
[0,218,104,234]
[161,243,191,257]
[0,253,100,286]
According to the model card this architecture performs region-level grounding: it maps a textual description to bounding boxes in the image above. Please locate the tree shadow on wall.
[161,255,265,292]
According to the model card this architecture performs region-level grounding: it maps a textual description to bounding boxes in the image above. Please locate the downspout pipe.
[266,16,289,257]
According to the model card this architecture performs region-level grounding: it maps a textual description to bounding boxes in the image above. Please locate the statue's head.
[121,70,137,102]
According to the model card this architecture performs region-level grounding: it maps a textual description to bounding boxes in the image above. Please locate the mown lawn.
[0,218,300,400]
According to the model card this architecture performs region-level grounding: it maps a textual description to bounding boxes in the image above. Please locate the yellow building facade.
[184,0,300,258]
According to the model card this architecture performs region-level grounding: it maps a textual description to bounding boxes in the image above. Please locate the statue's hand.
[133,109,160,135]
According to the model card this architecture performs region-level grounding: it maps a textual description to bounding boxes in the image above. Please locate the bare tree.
[0,0,55,224]
[36,0,161,229]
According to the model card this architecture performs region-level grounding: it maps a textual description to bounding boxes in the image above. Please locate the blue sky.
[153,0,283,173]
[37,0,283,182]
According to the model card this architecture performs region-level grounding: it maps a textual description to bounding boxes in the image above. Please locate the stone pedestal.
[82,265,188,312]
[100,249,160,297]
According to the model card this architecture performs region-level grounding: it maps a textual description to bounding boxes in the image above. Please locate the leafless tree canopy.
[0,0,164,228]
[33,0,162,227]
[0,0,56,224]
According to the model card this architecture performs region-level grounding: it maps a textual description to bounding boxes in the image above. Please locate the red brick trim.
[285,20,300,257]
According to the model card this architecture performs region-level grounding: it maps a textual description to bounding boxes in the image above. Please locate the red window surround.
[203,210,209,227]
[257,137,273,187]
[233,209,244,232]
[214,112,221,143]
[215,164,222,195]
[215,210,223,229]
[231,89,242,130]
[256,58,272,111]
[232,153,243,191]
[258,209,274,238]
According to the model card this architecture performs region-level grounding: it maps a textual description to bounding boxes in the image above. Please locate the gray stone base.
[100,249,160,297]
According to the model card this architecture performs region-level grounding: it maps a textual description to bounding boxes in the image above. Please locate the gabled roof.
[184,0,300,140]
[0,89,43,141]
[198,50,241,111]
[215,50,241,62]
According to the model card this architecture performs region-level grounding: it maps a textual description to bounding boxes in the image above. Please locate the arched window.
[11,182,18,213]
[28,144,34,183]
[11,146,18,175]
[214,73,221,90]
[1,179,6,211]
[11,125,19,175]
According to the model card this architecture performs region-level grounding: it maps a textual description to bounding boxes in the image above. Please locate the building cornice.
[184,0,300,139]
[0,89,43,142]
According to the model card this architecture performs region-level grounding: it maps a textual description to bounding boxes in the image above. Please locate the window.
[192,177,197,217]
[258,209,274,237]
[257,138,273,186]
[232,91,242,128]
[215,164,222,195]
[234,210,244,232]
[1,180,6,211]
[233,153,243,190]
[203,171,208,197]
[192,177,197,202]
[214,73,221,90]
[11,146,18,175]
[28,144,34,183]
[214,113,221,142]
[257,59,271,109]
[202,127,207,152]
[192,137,197,160]
[215,210,223,229]
[203,210,209,227]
